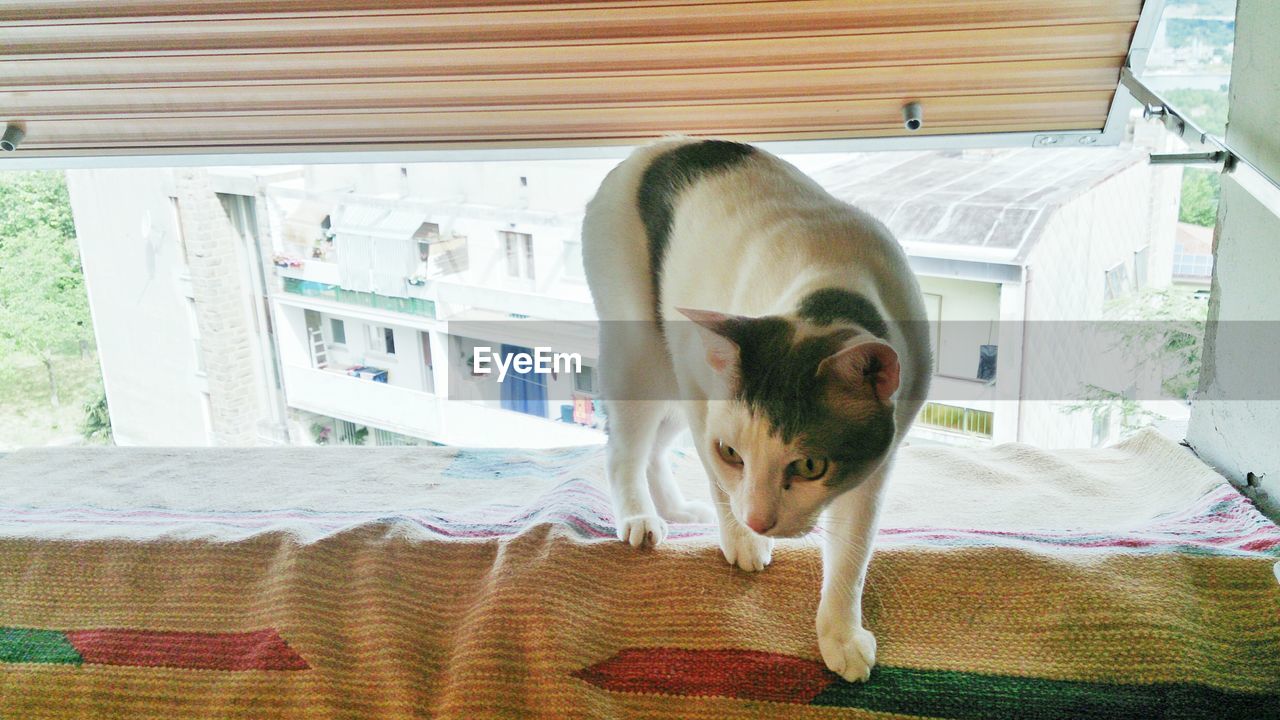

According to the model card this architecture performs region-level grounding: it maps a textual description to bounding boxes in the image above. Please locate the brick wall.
[173,169,264,446]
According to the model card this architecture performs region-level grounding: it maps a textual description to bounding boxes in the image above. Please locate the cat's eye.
[715,441,743,465]
[789,457,828,480]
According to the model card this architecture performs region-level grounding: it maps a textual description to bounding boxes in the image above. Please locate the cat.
[581,138,931,682]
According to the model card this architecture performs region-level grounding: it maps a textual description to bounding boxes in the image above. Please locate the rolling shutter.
[0,0,1145,159]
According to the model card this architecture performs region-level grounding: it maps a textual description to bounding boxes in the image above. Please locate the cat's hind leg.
[647,415,715,524]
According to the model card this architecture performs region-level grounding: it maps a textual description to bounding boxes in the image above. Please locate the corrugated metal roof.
[331,203,427,240]
[813,147,1145,262]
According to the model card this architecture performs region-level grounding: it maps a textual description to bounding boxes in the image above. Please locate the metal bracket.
[1148,151,1228,166]
[1119,66,1280,194]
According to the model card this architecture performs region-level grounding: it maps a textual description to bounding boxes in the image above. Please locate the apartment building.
[66,142,1179,450]
[812,144,1180,448]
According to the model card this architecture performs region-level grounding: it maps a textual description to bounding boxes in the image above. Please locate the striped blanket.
[0,430,1277,718]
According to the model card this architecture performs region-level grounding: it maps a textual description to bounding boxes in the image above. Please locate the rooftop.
[811,147,1147,265]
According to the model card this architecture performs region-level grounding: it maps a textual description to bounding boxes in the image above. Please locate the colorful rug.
[0,430,1277,718]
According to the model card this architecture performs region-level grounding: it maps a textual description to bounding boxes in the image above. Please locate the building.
[1172,221,1215,294]
[810,144,1180,448]
[262,161,607,447]
[67,141,1179,450]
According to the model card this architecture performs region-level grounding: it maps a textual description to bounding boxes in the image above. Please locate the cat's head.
[680,308,899,538]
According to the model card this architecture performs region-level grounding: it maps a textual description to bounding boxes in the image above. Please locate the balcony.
[282,364,603,448]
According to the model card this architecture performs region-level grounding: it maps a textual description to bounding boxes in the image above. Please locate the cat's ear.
[676,307,741,375]
[817,339,900,405]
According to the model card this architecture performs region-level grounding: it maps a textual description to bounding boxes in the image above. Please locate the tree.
[1106,289,1209,402]
[1063,289,1208,436]
[0,223,93,406]
[1180,169,1222,227]
[1163,90,1229,228]
[81,388,112,443]
[0,171,77,249]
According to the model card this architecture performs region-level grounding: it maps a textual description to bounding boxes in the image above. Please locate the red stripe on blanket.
[64,628,309,671]
[572,647,835,703]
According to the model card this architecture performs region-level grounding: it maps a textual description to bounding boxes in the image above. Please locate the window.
[199,392,214,442]
[367,325,396,355]
[500,231,535,281]
[977,345,997,382]
[330,318,346,345]
[186,298,205,376]
[1103,263,1130,303]
[1092,408,1112,448]
[562,240,586,282]
[169,197,189,266]
[1133,246,1150,291]
[574,365,597,395]
[1173,244,1214,279]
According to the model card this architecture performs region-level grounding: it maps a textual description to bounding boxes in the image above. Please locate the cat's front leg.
[605,401,669,547]
[703,462,772,572]
[815,462,889,682]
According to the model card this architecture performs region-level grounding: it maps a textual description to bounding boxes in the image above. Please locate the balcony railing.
[282,364,602,448]
[281,277,436,319]
[919,402,994,439]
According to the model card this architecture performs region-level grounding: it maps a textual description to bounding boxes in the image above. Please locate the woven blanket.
[0,430,1277,719]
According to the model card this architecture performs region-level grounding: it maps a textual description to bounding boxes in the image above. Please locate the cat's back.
[582,138,765,321]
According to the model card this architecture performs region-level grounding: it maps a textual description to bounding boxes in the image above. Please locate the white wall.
[1019,161,1161,448]
[66,168,212,445]
[1186,0,1280,516]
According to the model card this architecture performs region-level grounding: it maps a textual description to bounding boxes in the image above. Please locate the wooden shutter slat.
[6,59,1123,119]
[1,0,1143,54]
[2,24,1135,89]
[22,91,1114,148]
[0,0,1143,158]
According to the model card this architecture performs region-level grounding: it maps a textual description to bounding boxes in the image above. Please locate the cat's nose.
[746,515,776,535]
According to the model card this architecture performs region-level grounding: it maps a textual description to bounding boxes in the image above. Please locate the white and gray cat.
[582,138,931,681]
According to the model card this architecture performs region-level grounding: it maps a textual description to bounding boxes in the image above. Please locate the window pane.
[502,232,520,277]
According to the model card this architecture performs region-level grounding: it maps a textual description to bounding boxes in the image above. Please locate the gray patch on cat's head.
[712,315,896,489]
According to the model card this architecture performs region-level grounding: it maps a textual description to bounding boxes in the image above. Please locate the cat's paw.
[719,524,773,572]
[816,613,876,682]
[616,514,668,548]
[658,500,716,524]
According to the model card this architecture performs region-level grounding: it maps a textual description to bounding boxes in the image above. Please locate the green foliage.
[1165,18,1235,50]
[1063,289,1209,435]
[1062,385,1162,434]
[80,388,112,443]
[0,171,77,249]
[0,171,94,406]
[311,423,332,445]
[1107,288,1209,402]
[1179,169,1221,227]
[0,223,92,360]
[1167,0,1235,14]
[1161,91,1228,228]
[1165,89,1229,137]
